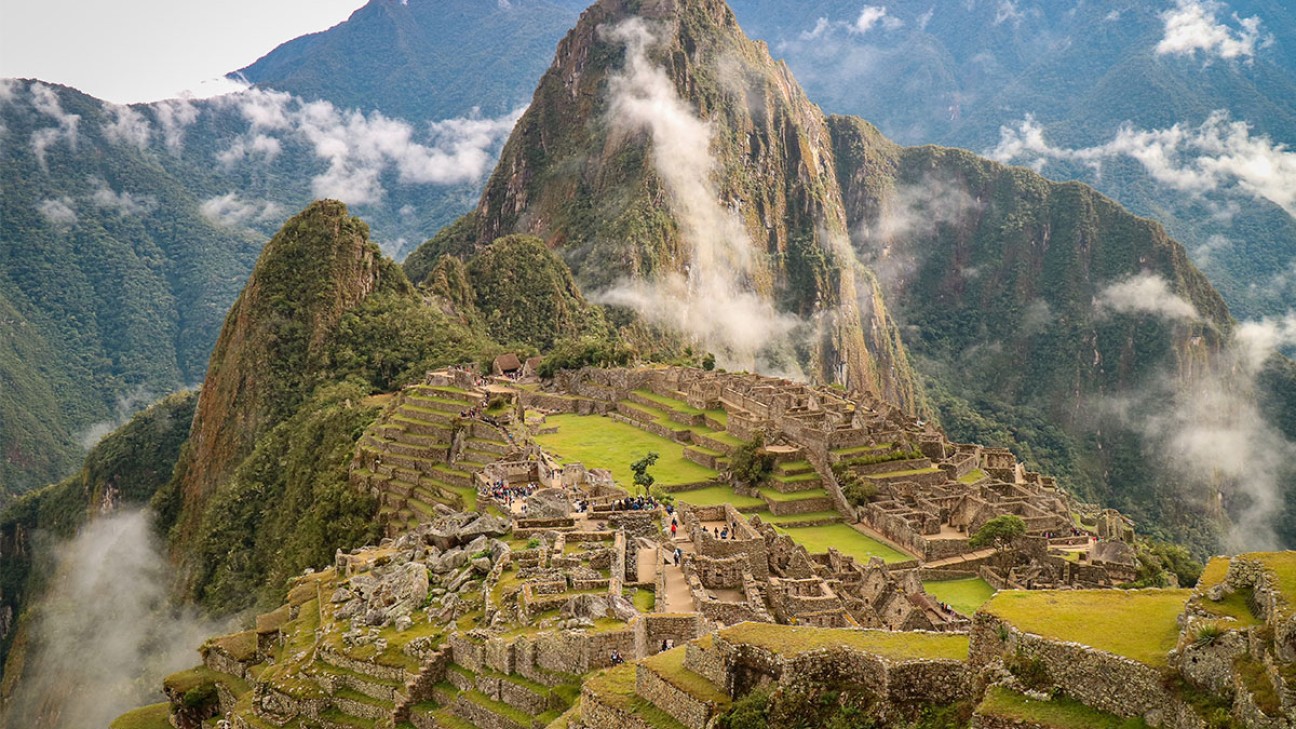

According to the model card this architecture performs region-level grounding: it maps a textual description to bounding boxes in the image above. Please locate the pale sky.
[0,0,367,104]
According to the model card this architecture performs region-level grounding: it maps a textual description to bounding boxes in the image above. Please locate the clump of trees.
[730,435,775,487]
[631,452,659,497]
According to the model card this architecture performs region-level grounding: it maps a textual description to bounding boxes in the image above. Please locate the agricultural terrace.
[533,414,718,488]
[983,589,1192,667]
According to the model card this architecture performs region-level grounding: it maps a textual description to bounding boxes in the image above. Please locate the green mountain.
[402,0,1291,551]
[0,78,512,498]
[237,0,1296,327]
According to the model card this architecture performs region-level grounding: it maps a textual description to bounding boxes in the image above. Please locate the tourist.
[610,650,624,665]
[673,547,682,566]
[670,522,677,538]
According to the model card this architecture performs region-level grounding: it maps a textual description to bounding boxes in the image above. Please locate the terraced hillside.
[352,384,516,534]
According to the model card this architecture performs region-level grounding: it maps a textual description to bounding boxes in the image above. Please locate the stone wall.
[969,613,1195,726]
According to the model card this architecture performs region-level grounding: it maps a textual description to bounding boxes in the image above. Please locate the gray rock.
[394,615,413,632]
[471,557,493,573]
[527,488,571,519]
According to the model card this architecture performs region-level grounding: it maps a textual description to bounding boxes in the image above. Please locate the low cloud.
[152,98,198,152]
[852,175,983,292]
[28,83,80,169]
[37,197,78,228]
[74,386,163,450]
[216,133,283,167]
[3,510,224,728]
[206,89,521,206]
[1095,273,1200,321]
[200,193,283,229]
[1157,0,1269,62]
[990,111,1296,217]
[595,18,803,372]
[103,105,152,150]
[89,178,155,217]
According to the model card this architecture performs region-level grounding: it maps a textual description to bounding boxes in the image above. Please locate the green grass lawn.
[672,485,765,509]
[978,686,1149,728]
[721,623,968,661]
[958,469,986,484]
[534,414,718,488]
[923,577,996,616]
[984,589,1191,667]
[110,703,172,729]
[774,522,910,563]
[1199,587,1262,627]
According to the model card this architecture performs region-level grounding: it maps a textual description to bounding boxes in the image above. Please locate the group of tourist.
[482,480,537,507]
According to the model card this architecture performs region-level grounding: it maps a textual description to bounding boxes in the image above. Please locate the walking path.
[658,514,695,612]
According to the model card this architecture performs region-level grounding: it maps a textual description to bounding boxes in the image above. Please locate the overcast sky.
[0,0,366,104]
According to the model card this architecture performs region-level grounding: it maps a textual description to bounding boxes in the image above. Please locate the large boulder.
[527,488,571,519]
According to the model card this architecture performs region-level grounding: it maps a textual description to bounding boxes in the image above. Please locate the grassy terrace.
[642,647,730,705]
[978,686,1149,728]
[923,576,996,616]
[773,523,910,563]
[958,469,987,484]
[864,466,942,480]
[633,389,704,416]
[720,623,969,661]
[534,414,718,488]
[673,485,765,509]
[983,589,1191,667]
[583,664,687,729]
[1246,551,1296,612]
[110,703,172,729]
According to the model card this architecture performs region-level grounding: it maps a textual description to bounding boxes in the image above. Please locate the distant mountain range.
[2,0,1293,529]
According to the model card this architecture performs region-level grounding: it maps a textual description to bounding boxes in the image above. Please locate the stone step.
[389,415,456,438]
[474,670,558,716]
[767,472,823,493]
[332,687,395,721]
[431,465,475,489]
[312,660,407,702]
[452,689,533,729]
[418,386,482,405]
[774,460,816,477]
[405,393,472,413]
[634,648,729,729]
[466,437,511,455]
[579,665,687,729]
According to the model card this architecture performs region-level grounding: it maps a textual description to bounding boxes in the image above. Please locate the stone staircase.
[352,385,512,534]
[405,659,580,729]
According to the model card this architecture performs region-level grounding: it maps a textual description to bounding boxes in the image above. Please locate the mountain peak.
[170,200,408,550]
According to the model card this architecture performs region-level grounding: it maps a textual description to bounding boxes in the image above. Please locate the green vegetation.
[720,623,968,661]
[0,391,197,668]
[672,485,765,510]
[922,577,996,616]
[533,414,718,488]
[969,515,1027,549]
[109,702,173,729]
[984,589,1191,667]
[466,235,613,350]
[631,452,660,497]
[773,523,910,564]
[185,382,383,612]
[978,686,1149,728]
[536,337,635,378]
[730,436,775,488]
[1198,589,1261,627]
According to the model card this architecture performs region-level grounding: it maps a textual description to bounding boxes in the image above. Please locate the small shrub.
[1005,650,1050,692]
[1192,623,1226,648]
[718,687,771,729]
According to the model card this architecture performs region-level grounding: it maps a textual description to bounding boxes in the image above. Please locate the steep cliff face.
[419,0,924,411]
[169,200,408,551]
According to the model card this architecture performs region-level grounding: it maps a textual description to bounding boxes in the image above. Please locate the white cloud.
[595,19,802,372]
[990,111,1296,217]
[199,193,283,228]
[216,133,283,167]
[208,89,521,206]
[1157,0,1268,61]
[88,179,155,217]
[917,8,934,30]
[152,98,198,152]
[37,197,78,227]
[1095,273,1200,321]
[102,104,151,149]
[853,5,903,34]
[28,82,80,168]
[994,0,1026,27]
